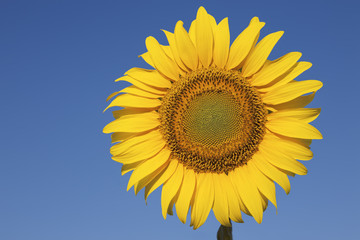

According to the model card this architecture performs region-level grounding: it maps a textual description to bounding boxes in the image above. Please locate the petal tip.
[276,31,285,38]
[102,125,110,133]
[175,20,184,28]
[145,36,156,47]
[197,6,207,15]
[251,16,260,23]
[294,51,302,58]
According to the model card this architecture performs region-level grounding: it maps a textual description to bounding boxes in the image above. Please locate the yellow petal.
[103,111,159,133]
[162,45,174,60]
[121,160,144,176]
[279,168,296,177]
[145,36,179,81]
[174,21,199,70]
[242,31,284,77]
[213,18,230,68]
[261,195,269,211]
[207,12,217,31]
[106,91,120,102]
[260,139,308,175]
[251,52,302,86]
[195,6,213,67]
[125,68,172,88]
[166,196,178,216]
[139,52,155,68]
[112,108,151,119]
[111,132,140,143]
[110,129,161,154]
[175,168,196,223]
[299,138,312,147]
[226,17,265,70]
[267,108,321,123]
[104,93,161,111]
[227,173,251,217]
[262,80,322,105]
[191,173,214,229]
[212,173,231,227]
[270,132,313,148]
[110,131,165,163]
[252,153,291,194]
[134,164,167,195]
[268,93,315,111]
[145,159,178,201]
[120,86,163,98]
[127,148,171,191]
[110,112,155,143]
[162,30,189,72]
[267,117,323,139]
[161,163,184,219]
[248,162,277,208]
[115,75,167,95]
[221,174,243,223]
[112,143,165,165]
[188,19,197,46]
[258,61,312,92]
[264,132,313,160]
[229,167,263,223]
[238,197,251,216]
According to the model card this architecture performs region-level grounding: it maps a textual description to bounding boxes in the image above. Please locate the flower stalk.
[217,223,233,240]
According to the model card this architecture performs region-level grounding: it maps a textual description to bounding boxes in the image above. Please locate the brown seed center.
[159,68,267,174]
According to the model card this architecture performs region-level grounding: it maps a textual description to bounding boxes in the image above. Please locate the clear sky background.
[1,0,359,239]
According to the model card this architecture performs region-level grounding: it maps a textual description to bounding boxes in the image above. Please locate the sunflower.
[104,6,322,229]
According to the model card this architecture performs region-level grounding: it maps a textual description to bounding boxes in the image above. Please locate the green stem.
[217,222,233,240]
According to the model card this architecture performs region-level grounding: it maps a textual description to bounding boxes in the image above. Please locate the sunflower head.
[104,6,322,229]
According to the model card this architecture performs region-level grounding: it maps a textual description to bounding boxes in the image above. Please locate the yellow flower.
[104,6,322,229]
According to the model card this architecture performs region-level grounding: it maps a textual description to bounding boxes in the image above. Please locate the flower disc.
[159,68,267,173]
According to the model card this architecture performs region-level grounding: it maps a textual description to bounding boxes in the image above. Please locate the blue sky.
[1,0,359,239]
